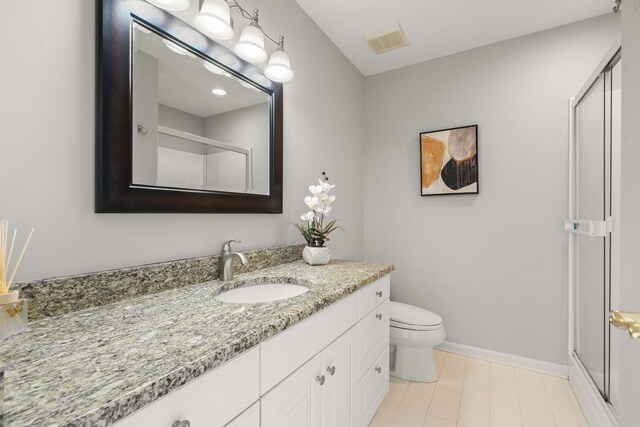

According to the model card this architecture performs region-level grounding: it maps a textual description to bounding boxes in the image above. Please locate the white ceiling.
[293,0,614,76]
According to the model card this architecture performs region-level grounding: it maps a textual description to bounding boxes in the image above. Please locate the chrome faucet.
[219,240,248,281]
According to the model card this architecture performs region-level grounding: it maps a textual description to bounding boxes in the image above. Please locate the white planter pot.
[0,290,19,305]
[302,246,331,266]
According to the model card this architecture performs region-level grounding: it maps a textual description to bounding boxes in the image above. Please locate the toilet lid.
[390,301,442,328]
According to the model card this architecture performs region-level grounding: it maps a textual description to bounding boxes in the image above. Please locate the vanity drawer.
[357,299,389,379]
[114,346,260,427]
[357,348,389,427]
[358,276,390,320]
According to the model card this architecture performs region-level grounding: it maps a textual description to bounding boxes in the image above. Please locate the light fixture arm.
[613,0,623,13]
[224,0,283,47]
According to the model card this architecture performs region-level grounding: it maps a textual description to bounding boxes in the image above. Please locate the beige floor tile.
[394,405,427,427]
[463,383,491,400]
[436,376,464,392]
[391,376,411,388]
[465,372,491,386]
[387,386,408,403]
[423,414,456,427]
[552,407,588,426]
[490,418,521,427]
[491,378,518,395]
[491,363,515,375]
[460,394,490,416]
[521,410,555,427]
[490,402,522,425]
[402,391,432,412]
[408,381,436,397]
[518,396,552,417]
[370,415,393,427]
[457,408,491,427]
[440,365,466,380]
[491,370,516,384]
[427,400,459,423]
[378,398,401,419]
[490,390,519,407]
[432,386,461,406]
[516,383,547,401]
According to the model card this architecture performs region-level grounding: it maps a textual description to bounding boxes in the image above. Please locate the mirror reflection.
[131,22,270,195]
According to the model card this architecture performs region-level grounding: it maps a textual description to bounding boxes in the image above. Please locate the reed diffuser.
[0,220,34,304]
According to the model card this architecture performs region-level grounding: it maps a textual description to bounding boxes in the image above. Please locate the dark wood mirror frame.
[96,0,283,213]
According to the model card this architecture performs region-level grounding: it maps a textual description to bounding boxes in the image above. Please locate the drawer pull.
[376,290,383,297]
[375,366,382,374]
[376,313,383,320]
[327,365,336,376]
[172,421,191,427]
[316,375,326,385]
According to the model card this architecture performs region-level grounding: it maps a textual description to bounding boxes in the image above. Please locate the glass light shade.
[234,24,267,63]
[146,0,190,11]
[194,0,234,40]
[203,60,231,77]
[163,39,189,55]
[265,49,294,83]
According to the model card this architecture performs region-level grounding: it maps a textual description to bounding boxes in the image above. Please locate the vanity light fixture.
[203,60,231,77]
[265,36,294,83]
[163,39,190,55]
[233,9,268,63]
[194,0,234,40]
[146,0,190,11]
[211,88,227,95]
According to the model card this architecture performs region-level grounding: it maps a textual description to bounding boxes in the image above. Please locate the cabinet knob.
[376,313,383,320]
[375,366,382,374]
[172,421,191,427]
[316,375,326,385]
[376,291,383,297]
[327,365,336,376]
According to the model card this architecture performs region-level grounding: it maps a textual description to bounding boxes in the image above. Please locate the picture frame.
[419,124,479,196]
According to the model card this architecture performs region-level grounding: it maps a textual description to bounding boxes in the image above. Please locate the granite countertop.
[0,260,393,426]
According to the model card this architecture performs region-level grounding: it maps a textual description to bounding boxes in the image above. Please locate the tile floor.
[370,350,589,427]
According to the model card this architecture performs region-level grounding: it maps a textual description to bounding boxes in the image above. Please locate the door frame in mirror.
[96,0,283,213]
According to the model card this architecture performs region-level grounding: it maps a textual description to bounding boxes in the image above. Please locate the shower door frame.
[567,39,621,427]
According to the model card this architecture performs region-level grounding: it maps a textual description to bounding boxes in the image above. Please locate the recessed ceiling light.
[211,88,227,96]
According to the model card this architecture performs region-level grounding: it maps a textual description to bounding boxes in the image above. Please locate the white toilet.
[389,301,446,382]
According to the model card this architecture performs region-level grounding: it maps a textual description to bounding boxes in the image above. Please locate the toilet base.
[390,346,438,383]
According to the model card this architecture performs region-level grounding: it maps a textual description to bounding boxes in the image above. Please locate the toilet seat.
[390,302,442,331]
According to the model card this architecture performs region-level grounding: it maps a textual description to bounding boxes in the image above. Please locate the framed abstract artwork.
[420,125,479,196]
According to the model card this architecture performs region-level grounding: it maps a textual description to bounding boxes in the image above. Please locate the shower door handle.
[609,310,640,340]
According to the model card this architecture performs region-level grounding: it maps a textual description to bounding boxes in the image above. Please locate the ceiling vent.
[364,22,409,55]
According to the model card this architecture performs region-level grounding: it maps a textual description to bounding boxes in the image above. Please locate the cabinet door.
[357,349,389,427]
[225,401,259,427]
[322,328,357,427]
[261,353,323,427]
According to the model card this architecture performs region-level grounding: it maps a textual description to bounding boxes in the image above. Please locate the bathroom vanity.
[0,253,392,426]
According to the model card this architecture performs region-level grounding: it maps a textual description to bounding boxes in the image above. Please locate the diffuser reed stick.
[0,220,34,294]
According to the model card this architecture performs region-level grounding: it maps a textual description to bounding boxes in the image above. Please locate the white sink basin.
[215,283,309,304]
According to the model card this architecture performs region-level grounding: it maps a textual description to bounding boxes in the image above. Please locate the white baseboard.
[437,341,568,378]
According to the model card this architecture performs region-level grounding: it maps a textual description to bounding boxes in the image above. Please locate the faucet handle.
[221,239,241,252]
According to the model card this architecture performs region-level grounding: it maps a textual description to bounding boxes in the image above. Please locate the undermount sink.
[215,283,309,304]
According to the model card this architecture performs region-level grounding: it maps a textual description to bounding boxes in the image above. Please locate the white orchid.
[301,211,315,221]
[294,172,343,248]
[304,195,320,209]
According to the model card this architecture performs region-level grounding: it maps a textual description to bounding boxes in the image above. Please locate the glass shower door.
[574,73,607,396]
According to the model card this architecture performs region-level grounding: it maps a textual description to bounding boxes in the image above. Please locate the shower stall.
[567,43,621,426]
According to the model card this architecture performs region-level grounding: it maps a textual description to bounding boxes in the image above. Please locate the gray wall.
[132,51,159,186]
[205,103,270,194]
[0,0,365,282]
[363,14,620,364]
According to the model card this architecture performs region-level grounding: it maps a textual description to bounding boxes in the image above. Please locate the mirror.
[97,0,283,213]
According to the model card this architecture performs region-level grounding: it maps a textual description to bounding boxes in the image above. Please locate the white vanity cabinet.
[114,275,390,427]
